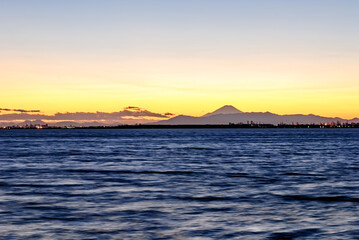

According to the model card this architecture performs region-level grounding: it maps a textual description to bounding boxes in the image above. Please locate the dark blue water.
[1,129,359,239]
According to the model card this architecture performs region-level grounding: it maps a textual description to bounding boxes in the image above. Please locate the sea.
[1,129,359,239]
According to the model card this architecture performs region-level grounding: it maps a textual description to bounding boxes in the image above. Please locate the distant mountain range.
[0,120,114,128]
[153,105,359,125]
[1,105,358,127]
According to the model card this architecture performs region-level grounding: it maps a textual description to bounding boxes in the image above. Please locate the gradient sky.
[1,0,358,118]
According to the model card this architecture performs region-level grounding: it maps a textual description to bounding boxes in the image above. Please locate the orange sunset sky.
[1,0,358,119]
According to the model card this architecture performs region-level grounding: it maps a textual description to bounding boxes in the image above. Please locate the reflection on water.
[1,129,359,239]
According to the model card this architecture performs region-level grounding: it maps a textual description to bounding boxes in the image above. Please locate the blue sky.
[1,0,358,57]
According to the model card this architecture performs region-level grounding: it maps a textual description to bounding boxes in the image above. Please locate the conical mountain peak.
[203,105,242,117]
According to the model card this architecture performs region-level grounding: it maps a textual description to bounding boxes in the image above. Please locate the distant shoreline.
[2,124,359,130]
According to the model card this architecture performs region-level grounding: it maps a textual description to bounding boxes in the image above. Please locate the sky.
[1,0,359,119]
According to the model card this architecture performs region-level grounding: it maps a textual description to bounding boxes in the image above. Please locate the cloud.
[164,112,175,117]
[124,106,142,111]
[0,107,173,122]
[0,108,40,113]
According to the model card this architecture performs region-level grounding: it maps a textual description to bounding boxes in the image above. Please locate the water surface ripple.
[1,129,359,239]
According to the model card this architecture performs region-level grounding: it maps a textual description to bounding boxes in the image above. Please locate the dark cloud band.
[0,108,40,113]
[0,107,172,121]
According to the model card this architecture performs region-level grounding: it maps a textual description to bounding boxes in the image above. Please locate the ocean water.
[1,129,359,239]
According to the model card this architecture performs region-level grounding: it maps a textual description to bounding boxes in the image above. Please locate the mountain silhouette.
[20,120,47,126]
[153,105,358,125]
[2,105,358,127]
[202,105,242,117]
